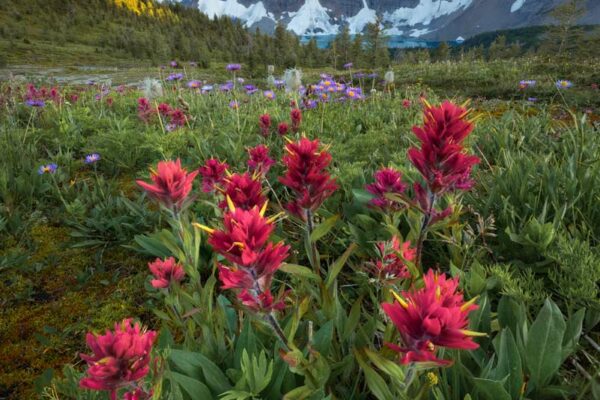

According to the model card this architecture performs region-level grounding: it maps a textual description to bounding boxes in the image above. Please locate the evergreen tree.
[333,26,352,68]
[364,18,389,67]
[541,0,586,59]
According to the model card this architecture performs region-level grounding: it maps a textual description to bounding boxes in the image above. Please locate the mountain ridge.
[160,0,599,40]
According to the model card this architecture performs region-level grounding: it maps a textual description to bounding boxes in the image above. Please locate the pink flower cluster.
[137,98,188,131]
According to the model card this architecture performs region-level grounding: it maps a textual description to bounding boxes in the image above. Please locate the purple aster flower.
[166,73,184,81]
[170,60,178,68]
[237,77,245,84]
[274,79,285,89]
[165,123,177,132]
[368,73,378,79]
[343,62,353,69]
[84,153,101,164]
[220,82,234,92]
[201,84,213,93]
[345,87,363,100]
[355,72,366,79]
[519,80,536,89]
[244,84,257,94]
[229,100,239,109]
[226,64,241,72]
[25,99,45,107]
[556,80,573,89]
[187,80,202,89]
[304,99,318,109]
[528,97,538,102]
[38,163,58,175]
[263,90,276,100]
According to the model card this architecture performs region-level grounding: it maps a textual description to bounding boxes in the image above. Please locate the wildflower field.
[1,59,600,400]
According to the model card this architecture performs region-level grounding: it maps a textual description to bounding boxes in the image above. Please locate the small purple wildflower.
[229,100,239,109]
[556,80,573,89]
[263,90,276,100]
[84,153,101,164]
[226,64,241,72]
[343,62,353,69]
[187,80,202,89]
[244,84,258,94]
[38,163,58,175]
[25,99,45,107]
[166,73,184,81]
[170,60,178,68]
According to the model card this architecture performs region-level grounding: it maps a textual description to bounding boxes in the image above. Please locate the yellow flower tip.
[193,223,215,234]
[426,372,439,386]
[232,241,245,249]
[226,196,236,212]
[435,286,442,300]
[459,329,487,337]
[225,169,233,177]
[460,98,472,109]
[259,201,269,217]
[460,296,479,311]
[283,136,294,144]
[267,211,285,224]
[421,98,432,109]
[391,290,409,309]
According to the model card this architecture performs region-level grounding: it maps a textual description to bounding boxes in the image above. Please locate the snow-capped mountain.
[160,0,600,40]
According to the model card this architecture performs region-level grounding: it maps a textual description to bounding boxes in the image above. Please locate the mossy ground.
[0,225,151,399]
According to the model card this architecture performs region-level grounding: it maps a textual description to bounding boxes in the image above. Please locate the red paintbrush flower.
[169,108,187,126]
[219,172,267,210]
[136,159,198,210]
[137,97,154,122]
[148,257,185,289]
[366,167,407,211]
[238,288,286,312]
[79,319,156,400]
[248,144,275,176]
[278,122,289,136]
[279,138,338,220]
[157,103,171,115]
[290,108,302,132]
[198,158,229,193]
[408,100,480,195]
[259,113,272,137]
[367,236,414,283]
[197,204,289,312]
[381,269,482,365]
[402,99,411,109]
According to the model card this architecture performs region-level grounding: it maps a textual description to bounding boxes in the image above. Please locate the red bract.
[259,114,272,137]
[290,108,302,132]
[137,98,154,122]
[408,101,480,195]
[238,288,286,312]
[136,159,198,210]
[79,319,156,400]
[219,172,266,210]
[124,388,153,400]
[381,269,481,365]
[169,108,187,126]
[368,236,414,283]
[248,144,275,176]
[278,122,289,136]
[157,103,171,115]
[198,158,229,193]
[279,138,338,220]
[413,182,452,225]
[366,168,407,211]
[148,257,185,288]
[402,99,411,109]
[200,206,289,312]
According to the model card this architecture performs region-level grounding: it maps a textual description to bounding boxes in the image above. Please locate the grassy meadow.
[1,58,599,399]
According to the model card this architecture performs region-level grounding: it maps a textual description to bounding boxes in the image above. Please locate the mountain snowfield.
[158,0,598,40]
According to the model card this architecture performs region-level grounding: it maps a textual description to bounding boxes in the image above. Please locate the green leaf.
[354,349,397,400]
[561,308,585,362]
[310,215,339,242]
[363,349,405,382]
[283,385,316,400]
[491,329,522,399]
[279,263,321,281]
[525,299,566,391]
[313,320,334,356]
[497,296,526,335]
[170,371,214,399]
[170,349,232,395]
[325,243,357,289]
[473,378,512,400]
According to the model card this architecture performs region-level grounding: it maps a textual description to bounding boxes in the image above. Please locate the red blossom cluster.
[366,167,407,211]
[198,158,229,193]
[367,236,415,283]
[25,83,62,104]
[79,319,156,400]
[136,159,198,210]
[137,98,188,130]
[148,257,185,289]
[382,270,481,365]
[247,144,275,176]
[219,172,267,210]
[279,138,338,220]
[199,204,289,313]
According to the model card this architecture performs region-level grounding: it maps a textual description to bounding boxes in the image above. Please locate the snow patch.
[346,0,377,34]
[409,28,431,38]
[196,0,273,27]
[456,36,465,42]
[287,0,339,35]
[510,0,526,13]
[384,0,473,27]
